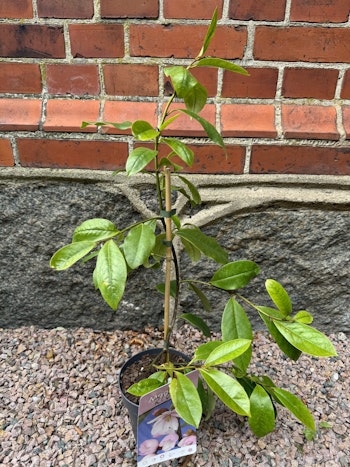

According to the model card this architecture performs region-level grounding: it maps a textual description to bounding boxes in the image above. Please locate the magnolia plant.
[50,9,337,438]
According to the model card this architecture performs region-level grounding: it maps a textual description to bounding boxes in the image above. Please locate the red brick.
[37,0,93,18]
[282,105,338,140]
[44,100,100,132]
[164,67,218,98]
[250,145,350,175]
[0,63,42,94]
[222,67,278,99]
[130,25,247,59]
[164,0,223,19]
[47,64,99,96]
[290,0,350,23]
[18,139,128,170]
[221,104,276,138]
[0,99,41,131]
[0,24,65,59]
[254,27,350,63]
[229,0,286,21]
[104,64,158,97]
[69,25,124,58]
[102,102,158,135]
[101,0,158,18]
[0,0,33,18]
[282,68,338,99]
[0,139,14,166]
[341,70,350,99]
[161,104,216,137]
[343,107,350,139]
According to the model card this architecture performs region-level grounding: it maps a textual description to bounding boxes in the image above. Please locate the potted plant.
[50,7,336,459]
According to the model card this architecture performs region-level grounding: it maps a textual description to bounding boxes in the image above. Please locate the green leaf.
[198,7,218,57]
[50,241,96,270]
[73,218,119,243]
[271,387,315,431]
[176,175,201,205]
[123,224,156,269]
[159,113,181,131]
[184,81,208,113]
[210,260,260,290]
[205,339,251,367]
[257,306,286,320]
[126,147,158,175]
[127,378,165,397]
[156,280,177,299]
[221,298,253,373]
[176,227,228,264]
[161,137,194,167]
[193,341,222,362]
[273,321,337,357]
[293,310,314,324]
[81,120,132,130]
[265,279,292,317]
[197,378,216,421]
[131,120,159,141]
[180,313,210,337]
[179,109,225,149]
[248,385,276,437]
[94,240,127,310]
[188,283,211,312]
[194,58,249,75]
[170,372,202,428]
[200,368,250,417]
[180,236,202,262]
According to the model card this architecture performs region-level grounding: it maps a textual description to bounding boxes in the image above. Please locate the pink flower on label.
[159,432,179,451]
[148,409,179,437]
[139,438,159,457]
[178,434,197,447]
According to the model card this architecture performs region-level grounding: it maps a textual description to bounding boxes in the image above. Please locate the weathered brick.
[179,144,245,174]
[341,70,350,99]
[37,0,94,19]
[343,107,350,139]
[161,104,216,137]
[0,63,42,93]
[163,0,223,19]
[221,104,276,138]
[44,100,100,132]
[101,0,158,18]
[102,102,158,134]
[222,67,278,99]
[250,145,350,175]
[0,99,41,131]
[282,105,338,140]
[290,0,350,23]
[0,0,33,18]
[229,0,286,21]
[254,27,350,63]
[47,64,99,96]
[130,25,247,59]
[18,139,128,170]
[0,24,65,58]
[104,64,158,97]
[164,67,218,97]
[69,24,124,58]
[0,138,14,166]
[282,68,338,99]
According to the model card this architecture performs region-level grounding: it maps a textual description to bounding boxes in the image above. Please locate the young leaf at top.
[132,120,159,141]
[210,260,260,290]
[125,147,158,176]
[73,218,119,243]
[265,279,292,318]
[248,384,276,437]
[180,313,210,337]
[170,372,202,428]
[198,7,218,57]
[123,223,156,269]
[193,58,249,76]
[176,227,228,264]
[50,241,96,270]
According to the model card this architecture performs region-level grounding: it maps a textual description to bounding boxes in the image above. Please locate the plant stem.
[163,167,173,347]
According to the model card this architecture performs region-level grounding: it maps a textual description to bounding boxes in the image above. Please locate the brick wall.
[0,0,350,175]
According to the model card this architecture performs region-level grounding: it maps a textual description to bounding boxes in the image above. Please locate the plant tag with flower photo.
[137,371,198,467]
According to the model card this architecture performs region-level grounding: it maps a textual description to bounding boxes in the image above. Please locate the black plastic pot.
[118,348,190,440]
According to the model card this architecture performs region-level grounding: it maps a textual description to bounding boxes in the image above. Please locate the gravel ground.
[0,325,349,466]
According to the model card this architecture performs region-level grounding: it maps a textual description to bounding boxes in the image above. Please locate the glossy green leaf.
[73,218,119,243]
[293,310,314,324]
[94,240,127,310]
[265,279,292,317]
[50,241,96,270]
[271,387,315,431]
[222,298,253,372]
[127,377,164,397]
[257,306,286,320]
[159,113,181,131]
[156,280,177,299]
[205,339,251,367]
[132,120,159,141]
[179,109,225,149]
[170,372,202,428]
[176,227,228,264]
[210,260,260,290]
[198,7,218,57]
[184,81,208,113]
[197,378,216,421]
[126,147,158,175]
[200,368,250,417]
[180,236,201,262]
[193,341,222,362]
[188,283,211,312]
[176,175,201,205]
[249,385,276,437]
[123,224,156,269]
[194,58,249,75]
[81,120,132,130]
[180,313,210,337]
[161,138,194,167]
[273,321,337,357]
